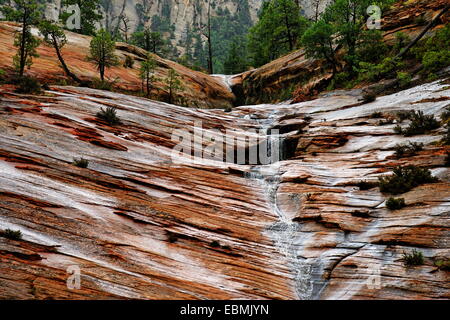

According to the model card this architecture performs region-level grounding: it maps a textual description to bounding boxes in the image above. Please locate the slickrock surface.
[0,79,449,299]
[0,22,234,110]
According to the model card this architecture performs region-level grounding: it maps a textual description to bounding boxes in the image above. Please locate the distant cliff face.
[41,0,332,59]
[298,0,332,20]
[74,0,262,57]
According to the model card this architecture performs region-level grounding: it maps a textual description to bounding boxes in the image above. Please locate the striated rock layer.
[0,79,449,299]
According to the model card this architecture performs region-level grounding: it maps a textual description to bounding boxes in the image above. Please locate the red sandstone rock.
[0,22,234,110]
[0,79,448,300]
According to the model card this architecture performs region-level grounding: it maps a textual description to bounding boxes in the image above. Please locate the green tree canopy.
[164,69,184,104]
[88,29,119,81]
[247,0,309,67]
[301,0,394,75]
[223,37,248,74]
[61,0,102,36]
[322,0,394,70]
[131,28,167,56]
[1,0,42,76]
[301,20,338,74]
[140,54,158,97]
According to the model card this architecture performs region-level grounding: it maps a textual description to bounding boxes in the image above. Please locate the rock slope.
[0,77,449,299]
[0,21,234,109]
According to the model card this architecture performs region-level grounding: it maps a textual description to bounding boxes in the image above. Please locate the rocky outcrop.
[238,0,450,105]
[0,21,234,109]
[0,77,448,299]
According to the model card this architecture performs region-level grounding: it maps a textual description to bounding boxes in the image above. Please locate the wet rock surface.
[0,80,449,299]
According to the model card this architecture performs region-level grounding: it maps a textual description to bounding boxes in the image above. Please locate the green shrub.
[14,76,42,94]
[370,111,383,119]
[210,240,220,248]
[393,32,410,54]
[394,125,403,134]
[394,141,423,158]
[356,30,388,64]
[396,110,415,123]
[396,71,412,87]
[96,106,121,125]
[386,197,406,210]
[72,157,89,168]
[362,92,376,103]
[357,57,404,82]
[91,78,114,91]
[0,68,6,83]
[414,25,450,76]
[422,51,450,74]
[403,249,424,266]
[394,110,440,136]
[357,180,378,190]
[378,165,438,194]
[334,72,350,83]
[0,228,22,240]
[434,259,450,271]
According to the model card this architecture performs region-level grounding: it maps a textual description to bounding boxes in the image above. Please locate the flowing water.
[213,74,322,299]
[242,109,316,299]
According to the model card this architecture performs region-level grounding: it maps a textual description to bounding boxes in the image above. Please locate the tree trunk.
[394,5,449,60]
[100,65,105,81]
[207,0,213,74]
[314,0,320,22]
[52,35,82,83]
[282,3,294,51]
[19,10,28,77]
[168,85,172,104]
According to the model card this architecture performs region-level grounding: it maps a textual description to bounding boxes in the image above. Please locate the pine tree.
[164,69,184,104]
[223,38,247,75]
[131,28,166,55]
[140,54,158,97]
[1,0,41,77]
[301,20,338,75]
[323,0,394,71]
[38,20,81,83]
[302,0,395,75]
[60,0,102,36]
[88,29,119,81]
[247,0,309,67]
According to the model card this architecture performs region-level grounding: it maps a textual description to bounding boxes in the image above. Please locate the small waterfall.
[244,108,317,299]
[211,74,234,92]
[266,129,285,163]
[259,109,286,164]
